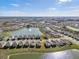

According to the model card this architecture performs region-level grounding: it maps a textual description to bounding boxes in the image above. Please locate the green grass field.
[9,54,42,59]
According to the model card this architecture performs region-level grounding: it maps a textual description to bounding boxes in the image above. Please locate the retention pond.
[9,49,79,59]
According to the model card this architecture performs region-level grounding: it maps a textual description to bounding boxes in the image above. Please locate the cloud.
[0,10,27,16]
[68,6,79,9]
[1,9,79,16]
[58,0,72,4]
[59,0,72,2]
[10,4,19,7]
[48,8,56,11]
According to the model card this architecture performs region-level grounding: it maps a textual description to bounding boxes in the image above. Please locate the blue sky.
[0,0,79,16]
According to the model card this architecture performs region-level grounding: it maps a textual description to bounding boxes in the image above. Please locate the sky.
[0,0,79,16]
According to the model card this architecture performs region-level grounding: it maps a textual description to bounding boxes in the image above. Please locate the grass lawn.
[9,53,42,59]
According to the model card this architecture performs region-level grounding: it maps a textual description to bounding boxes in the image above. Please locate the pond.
[9,49,79,59]
[42,49,79,59]
[9,28,42,37]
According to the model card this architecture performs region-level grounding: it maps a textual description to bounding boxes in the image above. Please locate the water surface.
[10,49,79,59]
[41,49,79,59]
[9,28,42,37]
